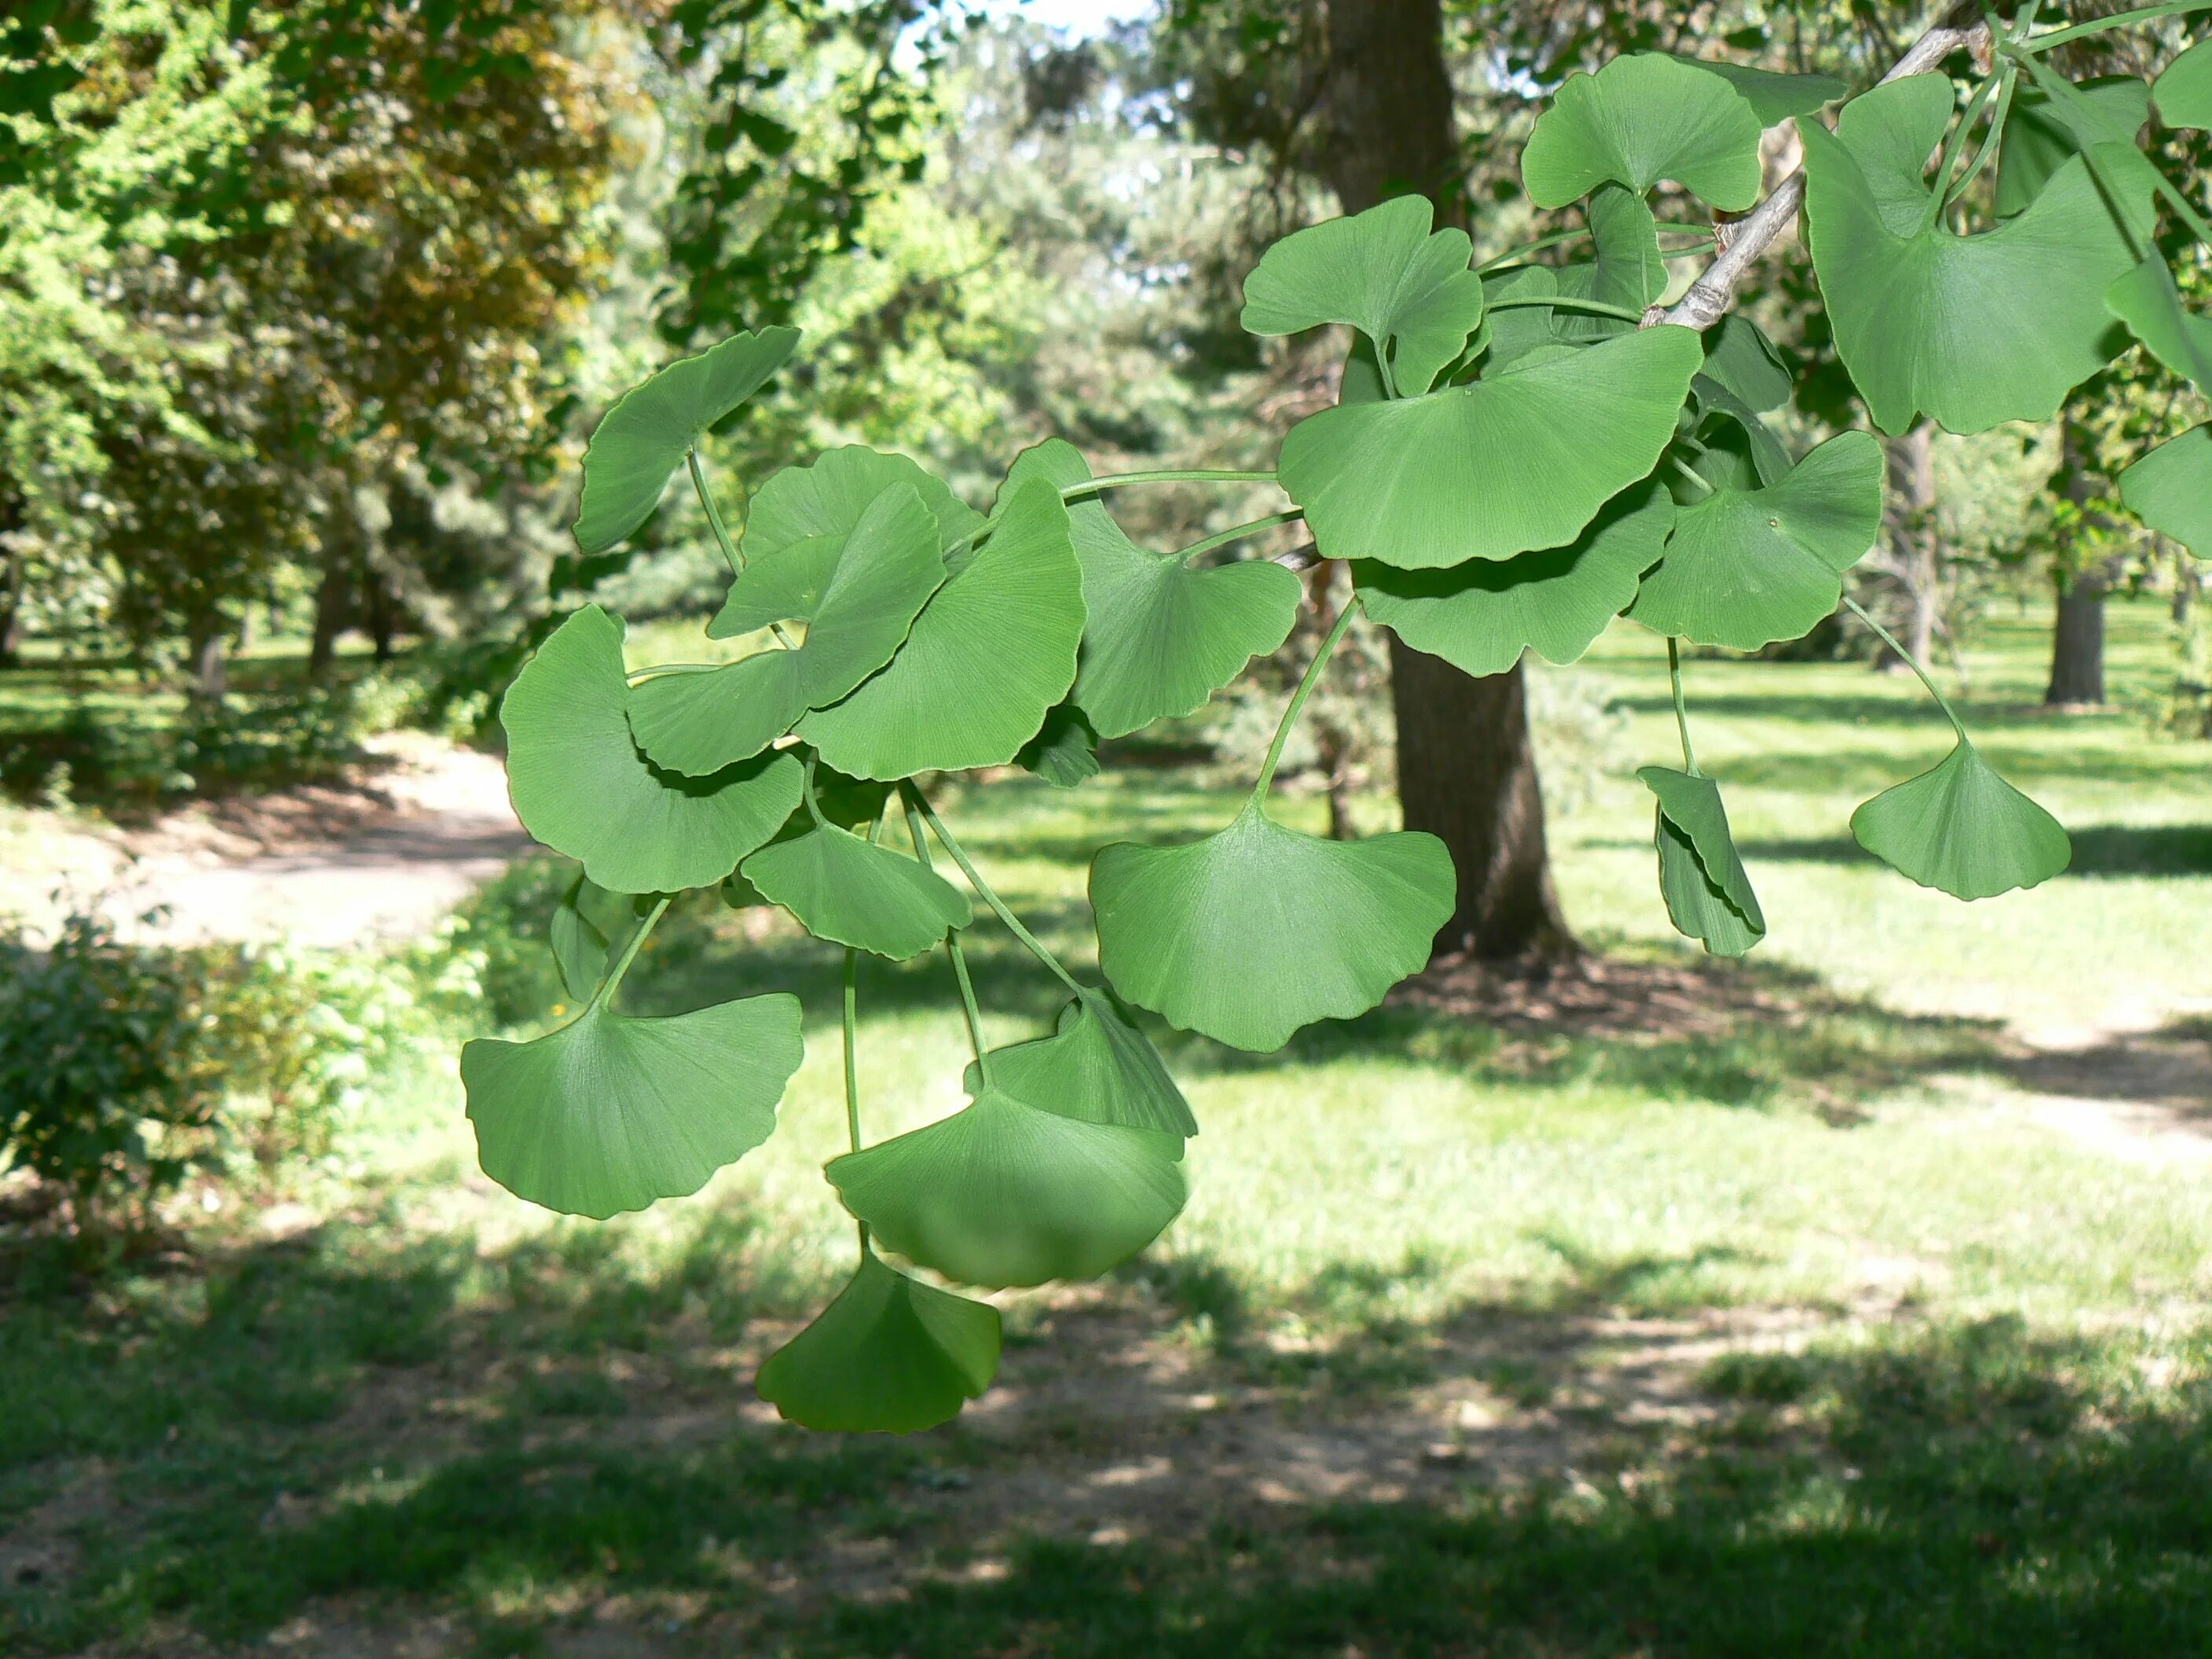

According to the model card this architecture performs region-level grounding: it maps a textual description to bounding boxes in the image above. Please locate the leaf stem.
[841,946,867,1250]
[1484,293,1650,324]
[800,749,826,826]
[902,783,1086,996]
[1254,599,1359,803]
[593,895,672,1011]
[1842,595,1968,738]
[624,661,727,684]
[1667,638,1701,775]
[1668,456,1716,498]
[687,449,744,574]
[1924,70,2007,233]
[1478,225,1716,270]
[2016,0,2212,53]
[2005,44,2212,255]
[1174,507,1305,565]
[899,793,995,1086]
[1062,469,1279,503]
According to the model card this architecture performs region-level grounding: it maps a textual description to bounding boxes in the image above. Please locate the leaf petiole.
[903,783,1086,997]
[1062,469,1280,503]
[593,894,672,1012]
[2014,0,2212,53]
[1842,595,1968,738]
[1668,455,1716,498]
[899,799,994,1086]
[1666,638,1700,775]
[841,946,868,1249]
[1253,599,1359,802]
[1174,507,1305,565]
[687,447,797,649]
[1484,293,1650,324]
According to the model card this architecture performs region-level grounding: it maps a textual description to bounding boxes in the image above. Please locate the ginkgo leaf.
[1701,315,1794,412]
[1851,740,2071,899]
[1629,430,1883,649]
[2155,38,2212,130]
[1280,324,1702,568]
[1355,482,1672,676]
[1554,185,1666,342]
[800,476,1086,779]
[1687,373,1792,487]
[1522,53,1764,210]
[1639,766,1766,957]
[827,1084,1187,1289]
[1478,266,1575,374]
[1016,701,1102,788]
[743,445,983,568]
[550,873,632,1001]
[1002,441,1301,737]
[502,606,803,895]
[2120,423,2212,557]
[1996,76,2152,218]
[1090,803,1455,1052]
[573,328,799,555]
[2108,253,2212,397]
[962,985,1199,1137]
[1240,195,1484,396]
[628,484,947,775]
[1675,57,1846,126]
[1800,75,2150,435]
[754,1251,1000,1434]
[461,992,804,1219]
[739,817,971,960]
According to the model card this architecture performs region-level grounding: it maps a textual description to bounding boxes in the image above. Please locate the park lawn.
[3,600,2211,1656]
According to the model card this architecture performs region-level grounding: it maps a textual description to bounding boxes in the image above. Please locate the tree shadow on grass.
[1740,821,2212,881]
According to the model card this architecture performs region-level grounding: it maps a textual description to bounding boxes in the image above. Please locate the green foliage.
[755,1251,1001,1434]
[1641,765,1767,958]
[1521,53,1767,210]
[1851,740,2075,900]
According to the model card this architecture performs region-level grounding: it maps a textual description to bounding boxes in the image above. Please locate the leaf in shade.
[628,484,947,775]
[1002,441,1301,737]
[1629,431,1883,650]
[1522,53,1764,210]
[827,1085,1187,1289]
[1851,740,2071,899]
[1554,185,1667,342]
[1800,75,2150,435]
[461,992,804,1219]
[1016,701,1102,788]
[962,986,1199,1137]
[1240,195,1484,396]
[1280,324,1702,568]
[2120,423,2212,557]
[1355,482,1672,676]
[1673,57,1846,126]
[2107,254,2212,397]
[754,1251,1000,1434]
[1996,76,2152,218]
[800,477,1086,779]
[738,818,971,960]
[501,606,803,895]
[1701,315,1794,412]
[573,328,799,555]
[1090,803,1455,1052]
[1687,373,1792,487]
[743,445,983,568]
[1639,766,1766,958]
[550,873,633,1001]
[1477,266,1575,374]
[2155,38,2212,130]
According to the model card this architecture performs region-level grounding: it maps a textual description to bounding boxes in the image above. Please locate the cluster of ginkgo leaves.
[462,11,2212,1434]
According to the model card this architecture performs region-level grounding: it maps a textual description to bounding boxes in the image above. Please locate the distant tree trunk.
[2045,570,2108,706]
[186,614,228,701]
[366,577,397,662]
[0,548,22,670]
[1876,421,1939,672]
[1318,0,1573,961]
[309,552,352,679]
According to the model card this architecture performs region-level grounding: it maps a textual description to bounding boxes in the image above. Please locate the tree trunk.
[2045,571,2108,707]
[0,548,22,670]
[1876,421,1939,672]
[309,552,351,679]
[187,614,228,701]
[1317,0,1573,961]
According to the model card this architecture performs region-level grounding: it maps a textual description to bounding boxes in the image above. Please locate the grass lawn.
[3,601,2210,1657]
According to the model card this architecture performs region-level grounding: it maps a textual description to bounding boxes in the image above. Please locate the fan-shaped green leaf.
[962,986,1198,1137]
[739,817,971,960]
[1639,766,1765,957]
[1554,185,1666,342]
[1851,740,2071,899]
[828,1084,1186,1289]
[628,485,948,776]
[1240,196,1483,396]
[1675,57,1846,126]
[1281,324,1702,568]
[1356,482,1672,676]
[2120,423,2212,556]
[462,991,804,1219]
[1016,701,1102,788]
[1091,803,1454,1052]
[573,328,799,556]
[502,606,803,894]
[1996,76,2152,218]
[755,1251,1000,1434]
[2108,254,2212,397]
[1701,315,1793,412]
[1002,441,1301,737]
[2155,38,2212,130]
[1630,430,1882,649]
[1522,53,1764,211]
[743,445,983,568]
[800,477,1086,779]
[1800,75,2150,435]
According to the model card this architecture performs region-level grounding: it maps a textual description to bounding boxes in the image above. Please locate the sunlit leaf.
[1091,804,1455,1052]
[1003,441,1301,737]
[1356,482,1672,676]
[1800,75,2151,434]
[1629,430,1883,649]
[801,476,1086,779]
[962,986,1199,1137]
[1639,766,1765,957]
[754,1251,999,1434]
[2120,423,2212,558]
[739,816,971,960]
[743,445,984,568]
[1522,53,1764,210]
[827,1085,1186,1289]
[1674,57,1846,126]
[1995,76,2152,218]
[1016,701,1102,788]
[462,992,804,1219]
[2155,38,2212,130]
[573,328,799,555]
[1280,324,1702,567]
[2108,254,2212,397]
[628,484,947,775]
[502,606,802,894]
[1851,740,2071,899]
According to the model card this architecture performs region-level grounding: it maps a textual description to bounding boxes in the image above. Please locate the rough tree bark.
[1875,422,1940,672]
[1316,0,1574,961]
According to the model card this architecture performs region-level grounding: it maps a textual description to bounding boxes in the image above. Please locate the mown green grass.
[3,601,2210,1656]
